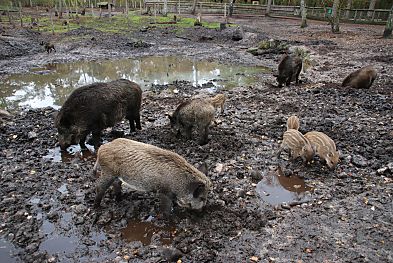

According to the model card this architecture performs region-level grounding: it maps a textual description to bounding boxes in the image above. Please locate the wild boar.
[93,138,212,215]
[40,41,56,53]
[304,131,339,169]
[168,99,215,145]
[207,94,226,114]
[55,79,142,151]
[342,65,377,89]
[275,54,302,88]
[277,129,314,163]
[286,115,300,130]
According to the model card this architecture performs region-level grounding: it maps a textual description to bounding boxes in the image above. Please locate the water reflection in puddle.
[1,56,270,109]
[0,238,18,263]
[43,145,95,163]
[120,219,176,245]
[256,167,313,206]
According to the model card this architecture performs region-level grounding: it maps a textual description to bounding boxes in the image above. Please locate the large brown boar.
[93,138,212,215]
[275,54,302,88]
[168,99,215,145]
[342,65,377,89]
[55,79,142,150]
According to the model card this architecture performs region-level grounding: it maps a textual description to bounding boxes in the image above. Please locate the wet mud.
[1,14,393,263]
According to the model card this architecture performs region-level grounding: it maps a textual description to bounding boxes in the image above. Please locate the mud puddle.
[120,218,176,245]
[1,56,270,110]
[256,167,313,206]
[0,238,19,263]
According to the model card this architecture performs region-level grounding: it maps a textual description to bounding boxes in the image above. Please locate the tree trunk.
[108,1,112,19]
[331,0,340,33]
[163,0,167,16]
[300,0,307,28]
[19,1,23,27]
[192,0,197,15]
[383,6,393,38]
[367,0,377,18]
[266,0,272,16]
[345,0,352,19]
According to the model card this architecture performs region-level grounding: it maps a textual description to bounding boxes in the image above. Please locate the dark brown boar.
[40,41,56,53]
[55,79,142,151]
[168,99,215,145]
[275,54,302,88]
[342,65,377,89]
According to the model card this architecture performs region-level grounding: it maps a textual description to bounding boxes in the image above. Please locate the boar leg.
[184,125,193,140]
[199,125,209,145]
[79,131,90,150]
[113,178,123,201]
[92,130,102,149]
[128,116,136,132]
[135,112,141,130]
[94,175,117,207]
[159,192,175,217]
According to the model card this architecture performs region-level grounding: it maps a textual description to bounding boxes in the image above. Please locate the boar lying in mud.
[94,138,212,215]
[342,65,377,89]
[286,115,300,130]
[168,99,215,145]
[55,79,142,150]
[304,131,340,169]
[277,129,314,163]
[274,54,302,88]
[40,41,56,53]
[207,94,226,114]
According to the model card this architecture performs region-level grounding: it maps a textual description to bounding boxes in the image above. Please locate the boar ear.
[197,162,208,175]
[189,182,206,198]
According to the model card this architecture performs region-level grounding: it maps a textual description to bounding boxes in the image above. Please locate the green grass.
[21,12,221,34]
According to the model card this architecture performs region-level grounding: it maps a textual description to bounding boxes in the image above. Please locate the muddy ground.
[1,13,393,263]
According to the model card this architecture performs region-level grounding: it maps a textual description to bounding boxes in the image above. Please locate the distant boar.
[94,138,212,215]
[168,99,215,145]
[40,41,56,53]
[275,54,302,88]
[286,115,300,130]
[342,65,377,89]
[304,131,339,169]
[55,79,142,150]
[277,129,314,162]
[207,94,226,114]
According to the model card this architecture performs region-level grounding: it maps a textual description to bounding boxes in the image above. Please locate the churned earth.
[1,13,393,263]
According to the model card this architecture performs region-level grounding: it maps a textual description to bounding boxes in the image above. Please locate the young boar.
[277,129,314,162]
[55,79,142,151]
[342,65,377,89]
[94,138,212,215]
[40,41,56,53]
[168,99,215,145]
[304,131,339,169]
[275,54,302,88]
[286,115,300,130]
[207,94,226,114]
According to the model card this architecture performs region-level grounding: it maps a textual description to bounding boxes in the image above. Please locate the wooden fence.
[142,1,392,24]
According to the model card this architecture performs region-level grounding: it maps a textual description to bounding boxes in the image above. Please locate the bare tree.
[345,0,352,19]
[266,0,272,16]
[331,0,340,33]
[300,0,307,28]
[192,0,197,15]
[163,0,168,16]
[383,5,393,38]
[367,0,377,18]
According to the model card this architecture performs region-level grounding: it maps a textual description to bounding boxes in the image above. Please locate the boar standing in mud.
[55,79,142,151]
[94,138,212,215]
[275,54,302,88]
[40,41,56,53]
[304,131,340,169]
[168,99,215,145]
[286,115,300,130]
[277,129,314,163]
[342,65,377,89]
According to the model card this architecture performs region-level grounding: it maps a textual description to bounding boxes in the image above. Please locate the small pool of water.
[0,238,19,263]
[43,145,96,163]
[120,219,176,245]
[1,56,270,110]
[256,166,313,206]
